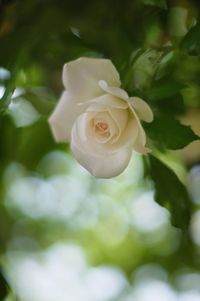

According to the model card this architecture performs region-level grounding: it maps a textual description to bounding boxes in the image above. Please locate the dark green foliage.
[181,21,200,56]
[149,155,191,230]
[144,116,199,150]
[149,79,186,101]
[142,0,167,9]
[149,78,186,115]
[0,270,8,300]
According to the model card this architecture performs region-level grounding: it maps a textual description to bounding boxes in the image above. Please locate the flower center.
[95,122,108,132]
[94,120,110,138]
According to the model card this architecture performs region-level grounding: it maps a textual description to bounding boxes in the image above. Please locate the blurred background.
[0,0,200,300]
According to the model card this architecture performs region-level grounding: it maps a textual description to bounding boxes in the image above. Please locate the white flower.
[49,57,153,178]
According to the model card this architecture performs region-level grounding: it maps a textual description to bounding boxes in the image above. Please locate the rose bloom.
[49,57,153,178]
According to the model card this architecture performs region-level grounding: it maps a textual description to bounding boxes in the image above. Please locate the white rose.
[49,57,153,178]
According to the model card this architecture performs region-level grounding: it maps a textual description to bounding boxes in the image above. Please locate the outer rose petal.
[99,80,129,100]
[128,103,150,154]
[48,91,84,143]
[71,140,132,178]
[111,118,139,149]
[132,115,150,154]
[129,97,153,123]
[83,94,128,110]
[62,57,121,100]
[133,126,150,154]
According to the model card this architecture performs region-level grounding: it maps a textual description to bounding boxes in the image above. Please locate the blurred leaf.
[149,78,186,100]
[0,269,8,300]
[131,49,162,91]
[149,155,191,230]
[155,51,176,80]
[142,0,167,9]
[129,48,145,65]
[0,204,14,250]
[22,89,56,115]
[0,114,18,168]
[0,49,28,113]
[151,93,185,116]
[144,116,199,149]
[0,115,56,170]
[181,21,200,56]
[149,78,186,115]
[0,78,15,113]
[16,117,56,169]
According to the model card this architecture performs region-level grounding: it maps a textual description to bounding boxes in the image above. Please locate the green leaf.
[149,78,186,115]
[149,155,191,230]
[155,51,176,80]
[16,118,56,169]
[0,269,8,300]
[144,116,199,149]
[21,89,56,115]
[0,48,28,113]
[131,49,162,91]
[151,94,185,116]
[181,21,200,56]
[142,0,167,9]
[149,79,186,100]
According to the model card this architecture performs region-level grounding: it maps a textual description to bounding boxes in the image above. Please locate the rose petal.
[81,94,128,110]
[111,117,139,149]
[48,91,83,143]
[63,57,121,100]
[132,119,150,154]
[128,103,150,154]
[107,107,128,143]
[129,97,153,123]
[71,139,132,178]
[133,134,151,154]
[73,112,119,154]
[99,80,129,100]
[72,109,139,157]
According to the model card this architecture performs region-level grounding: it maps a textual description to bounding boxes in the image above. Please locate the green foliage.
[144,116,199,150]
[0,270,8,300]
[149,155,191,230]
[142,0,167,9]
[149,77,186,115]
[181,21,200,56]
[149,79,186,101]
